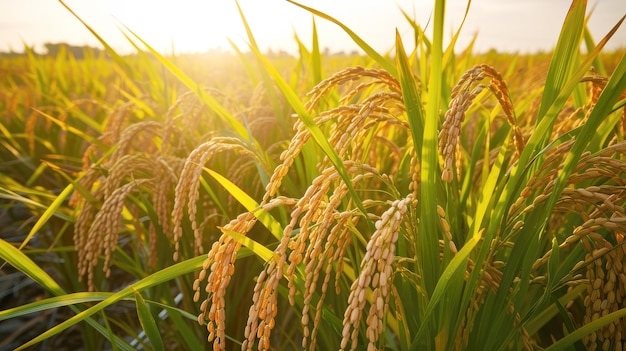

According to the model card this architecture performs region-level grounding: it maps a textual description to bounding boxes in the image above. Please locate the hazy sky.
[0,0,624,55]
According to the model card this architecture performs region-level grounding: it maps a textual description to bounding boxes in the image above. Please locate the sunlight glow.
[0,0,624,55]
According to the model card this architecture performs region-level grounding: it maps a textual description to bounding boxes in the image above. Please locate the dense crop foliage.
[1,0,626,350]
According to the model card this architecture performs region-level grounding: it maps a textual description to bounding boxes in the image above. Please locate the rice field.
[1,0,626,350]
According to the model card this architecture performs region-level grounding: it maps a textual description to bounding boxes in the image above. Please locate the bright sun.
[105,0,293,54]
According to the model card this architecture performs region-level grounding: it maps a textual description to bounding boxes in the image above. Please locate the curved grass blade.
[545,307,626,351]
[15,183,73,250]
[203,166,283,240]
[121,27,252,143]
[134,290,165,351]
[33,108,107,148]
[0,291,201,351]
[0,238,65,296]
[234,0,286,120]
[219,227,274,263]
[12,255,206,350]
[0,293,113,321]
[442,0,471,69]
[311,16,323,84]
[395,30,425,153]
[227,38,260,84]
[57,0,133,77]
[411,234,480,347]
[536,0,586,122]
[0,239,134,351]
[400,8,432,52]
[287,0,396,76]
[419,0,445,298]
[234,8,374,233]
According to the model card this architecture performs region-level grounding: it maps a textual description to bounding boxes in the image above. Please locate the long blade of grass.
[233,0,286,119]
[0,238,65,296]
[395,30,425,153]
[33,108,107,148]
[536,0,586,122]
[311,16,323,84]
[227,38,260,84]
[57,0,133,76]
[203,166,283,240]
[134,290,165,351]
[442,0,471,69]
[236,4,374,233]
[546,308,626,351]
[286,0,396,76]
[400,8,432,52]
[0,239,135,351]
[419,0,445,298]
[16,183,73,250]
[412,234,480,345]
[11,255,207,350]
[219,227,274,263]
[0,293,114,321]
[121,27,252,143]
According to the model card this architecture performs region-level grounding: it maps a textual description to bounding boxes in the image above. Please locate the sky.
[0,0,625,55]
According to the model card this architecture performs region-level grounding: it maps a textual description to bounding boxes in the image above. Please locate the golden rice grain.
[340,194,413,351]
[171,137,255,260]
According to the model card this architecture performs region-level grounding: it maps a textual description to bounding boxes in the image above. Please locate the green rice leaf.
[536,0,586,122]
[311,17,323,84]
[235,11,374,233]
[57,0,133,77]
[0,238,65,296]
[220,227,274,263]
[122,26,253,143]
[287,0,396,76]
[546,307,626,350]
[16,183,74,250]
[395,30,425,153]
[0,239,135,351]
[11,255,206,350]
[419,0,445,297]
[203,166,284,240]
[412,234,480,346]
[134,290,165,351]
[0,293,113,321]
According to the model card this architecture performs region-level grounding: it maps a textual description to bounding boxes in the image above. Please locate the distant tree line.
[0,42,104,58]
[42,43,104,58]
[0,42,365,59]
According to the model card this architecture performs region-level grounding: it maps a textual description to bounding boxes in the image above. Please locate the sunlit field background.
[1,0,626,350]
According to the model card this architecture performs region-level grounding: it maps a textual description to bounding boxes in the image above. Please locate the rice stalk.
[192,66,416,351]
[439,64,524,182]
[171,137,257,261]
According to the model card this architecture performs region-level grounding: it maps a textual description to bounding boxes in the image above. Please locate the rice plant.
[1,0,626,350]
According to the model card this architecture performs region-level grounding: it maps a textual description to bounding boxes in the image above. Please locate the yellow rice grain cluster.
[439,64,523,182]
[75,178,149,290]
[241,163,369,351]
[74,90,237,290]
[581,68,626,135]
[582,244,626,351]
[74,129,177,290]
[340,194,413,351]
[74,143,181,290]
[171,137,256,261]
[194,212,257,350]
[190,67,417,350]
